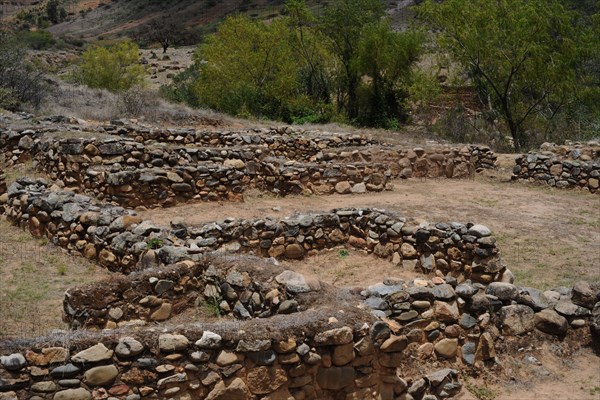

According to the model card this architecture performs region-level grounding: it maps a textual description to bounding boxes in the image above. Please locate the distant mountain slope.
[2,0,419,42]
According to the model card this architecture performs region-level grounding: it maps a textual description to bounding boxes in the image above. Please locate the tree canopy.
[77,40,145,93]
[419,0,596,149]
[186,0,423,127]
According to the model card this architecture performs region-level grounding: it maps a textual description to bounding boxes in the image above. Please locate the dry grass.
[0,219,111,339]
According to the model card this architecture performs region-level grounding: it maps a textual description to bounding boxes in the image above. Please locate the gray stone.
[455,283,477,298]
[115,337,144,358]
[236,339,271,352]
[432,284,455,301]
[467,224,492,237]
[50,364,80,379]
[555,301,591,318]
[0,354,26,371]
[486,282,518,301]
[500,305,535,335]
[275,270,320,294]
[459,314,478,330]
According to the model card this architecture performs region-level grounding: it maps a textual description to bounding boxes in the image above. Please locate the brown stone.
[316,366,355,390]
[151,303,172,321]
[284,244,304,259]
[434,338,458,359]
[332,343,355,366]
[380,335,408,353]
[246,366,287,395]
[206,377,252,400]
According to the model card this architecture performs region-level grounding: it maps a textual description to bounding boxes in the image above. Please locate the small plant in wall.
[147,237,164,249]
[203,296,222,317]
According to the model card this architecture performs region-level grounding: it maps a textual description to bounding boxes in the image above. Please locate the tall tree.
[320,0,384,120]
[357,21,423,126]
[192,16,300,120]
[420,0,591,150]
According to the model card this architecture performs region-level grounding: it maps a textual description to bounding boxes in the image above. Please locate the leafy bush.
[77,40,145,92]
[18,31,56,50]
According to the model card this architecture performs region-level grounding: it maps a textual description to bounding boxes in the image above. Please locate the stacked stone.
[0,321,462,400]
[512,143,600,193]
[361,278,599,365]
[0,128,42,167]
[0,180,504,279]
[62,257,315,329]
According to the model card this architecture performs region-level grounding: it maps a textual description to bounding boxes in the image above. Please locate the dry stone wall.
[1,179,503,281]
[0,311,464,400]
[1,125,498,208]
[1,252,598,400]
[512,142,600,193]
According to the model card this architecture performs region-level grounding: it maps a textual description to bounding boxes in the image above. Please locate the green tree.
[420,0,592,150]
[320,0,385,120]
[285,0,332,105]
[192,15,301,120]
[46,0,67,24]
[77,40,145,92]
[356,21,423,127]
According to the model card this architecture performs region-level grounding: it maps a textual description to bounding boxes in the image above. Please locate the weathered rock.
[72,344,113,364]
[500,305,535,335]
[195,331,222,349]
[83,365,119,387]
[206,377,252,400]
[534,309,569,335]
[158,334,189,352]
[314,327,353,346]
[571,281,596,309]
[486,282,518,301]
[0,354,26,371]
[115,337,144,358]
[275,270,320,293]
[246,366,287,395]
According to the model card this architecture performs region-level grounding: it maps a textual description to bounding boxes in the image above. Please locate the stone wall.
[512,142,600,193]
[1,127,498,208]
[0,312,463,400]
[1,179,503,280]
[1,253,597,400]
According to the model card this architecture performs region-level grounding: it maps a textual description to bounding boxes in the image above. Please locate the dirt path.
[139,174,600,290]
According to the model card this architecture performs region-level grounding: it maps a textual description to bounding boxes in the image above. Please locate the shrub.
[18,30,56,50]
[0,35,46,110]
[77,40,145,92]
[117,85,160,116]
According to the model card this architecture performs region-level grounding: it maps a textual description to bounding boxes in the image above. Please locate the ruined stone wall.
[1,179,502,280]
[1,258,597,400]
[0,316,463,400]
[512,143,600,193]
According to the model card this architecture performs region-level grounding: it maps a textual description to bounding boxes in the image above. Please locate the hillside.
[1,0,418,41]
